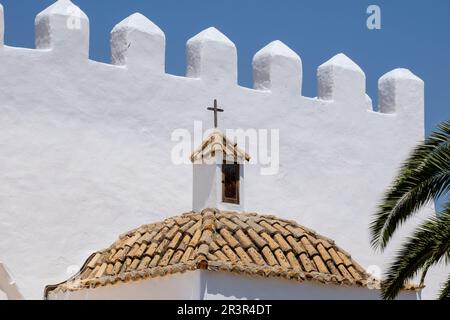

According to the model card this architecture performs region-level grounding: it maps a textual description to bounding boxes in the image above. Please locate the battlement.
[0,0,424,117]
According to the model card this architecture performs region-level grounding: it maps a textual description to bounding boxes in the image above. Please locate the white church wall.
[0,1,444,299]
[193,149,246,212]
[202,271,419,300]
[47,270,419,300]
[193,164,217,211]
[47,270,203,300]
[0,262,23,300]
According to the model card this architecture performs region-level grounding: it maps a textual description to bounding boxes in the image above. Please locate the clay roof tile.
[46,210,417,297]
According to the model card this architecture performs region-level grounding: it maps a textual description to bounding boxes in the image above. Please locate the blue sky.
[2,0,449,134]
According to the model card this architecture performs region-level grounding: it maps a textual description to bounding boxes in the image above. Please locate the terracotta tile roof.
[45,209,421,296]
[190,130,250,163]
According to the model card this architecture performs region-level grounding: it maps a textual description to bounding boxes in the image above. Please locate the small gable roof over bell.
[190,130,251,163]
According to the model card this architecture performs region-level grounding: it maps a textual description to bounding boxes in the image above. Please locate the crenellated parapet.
[186,27,238,85]
[0,0,424,117]
[253,40,302,96]
[378,68,424,115]
[35,0,89,58]
[111,13,165,73]
[317,53,366,105]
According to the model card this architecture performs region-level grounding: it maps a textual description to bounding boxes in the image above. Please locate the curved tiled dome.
[46,209,377,295]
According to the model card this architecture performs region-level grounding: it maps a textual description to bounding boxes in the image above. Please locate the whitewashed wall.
[0,262,22,299]
[47,270,419,300]
[0,1,444,299]
[48,271,203,300]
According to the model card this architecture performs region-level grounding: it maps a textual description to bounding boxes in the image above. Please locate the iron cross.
[207,99,224,128]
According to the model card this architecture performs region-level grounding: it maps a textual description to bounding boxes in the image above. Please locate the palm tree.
[370,119,450,300]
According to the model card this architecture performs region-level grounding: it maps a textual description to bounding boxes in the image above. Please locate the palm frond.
[439,275,450,300]
[402,120,450,172]
[419,258,434,286]
[381,206,450,300]
[371,119,450,250]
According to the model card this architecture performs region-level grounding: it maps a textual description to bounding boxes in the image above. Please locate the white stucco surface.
[193,154,245,212]
[47,270,419,300]
[0,261,23,300]
[48,270,203,300]
[202,271,419,300]
[0,0,445,299]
